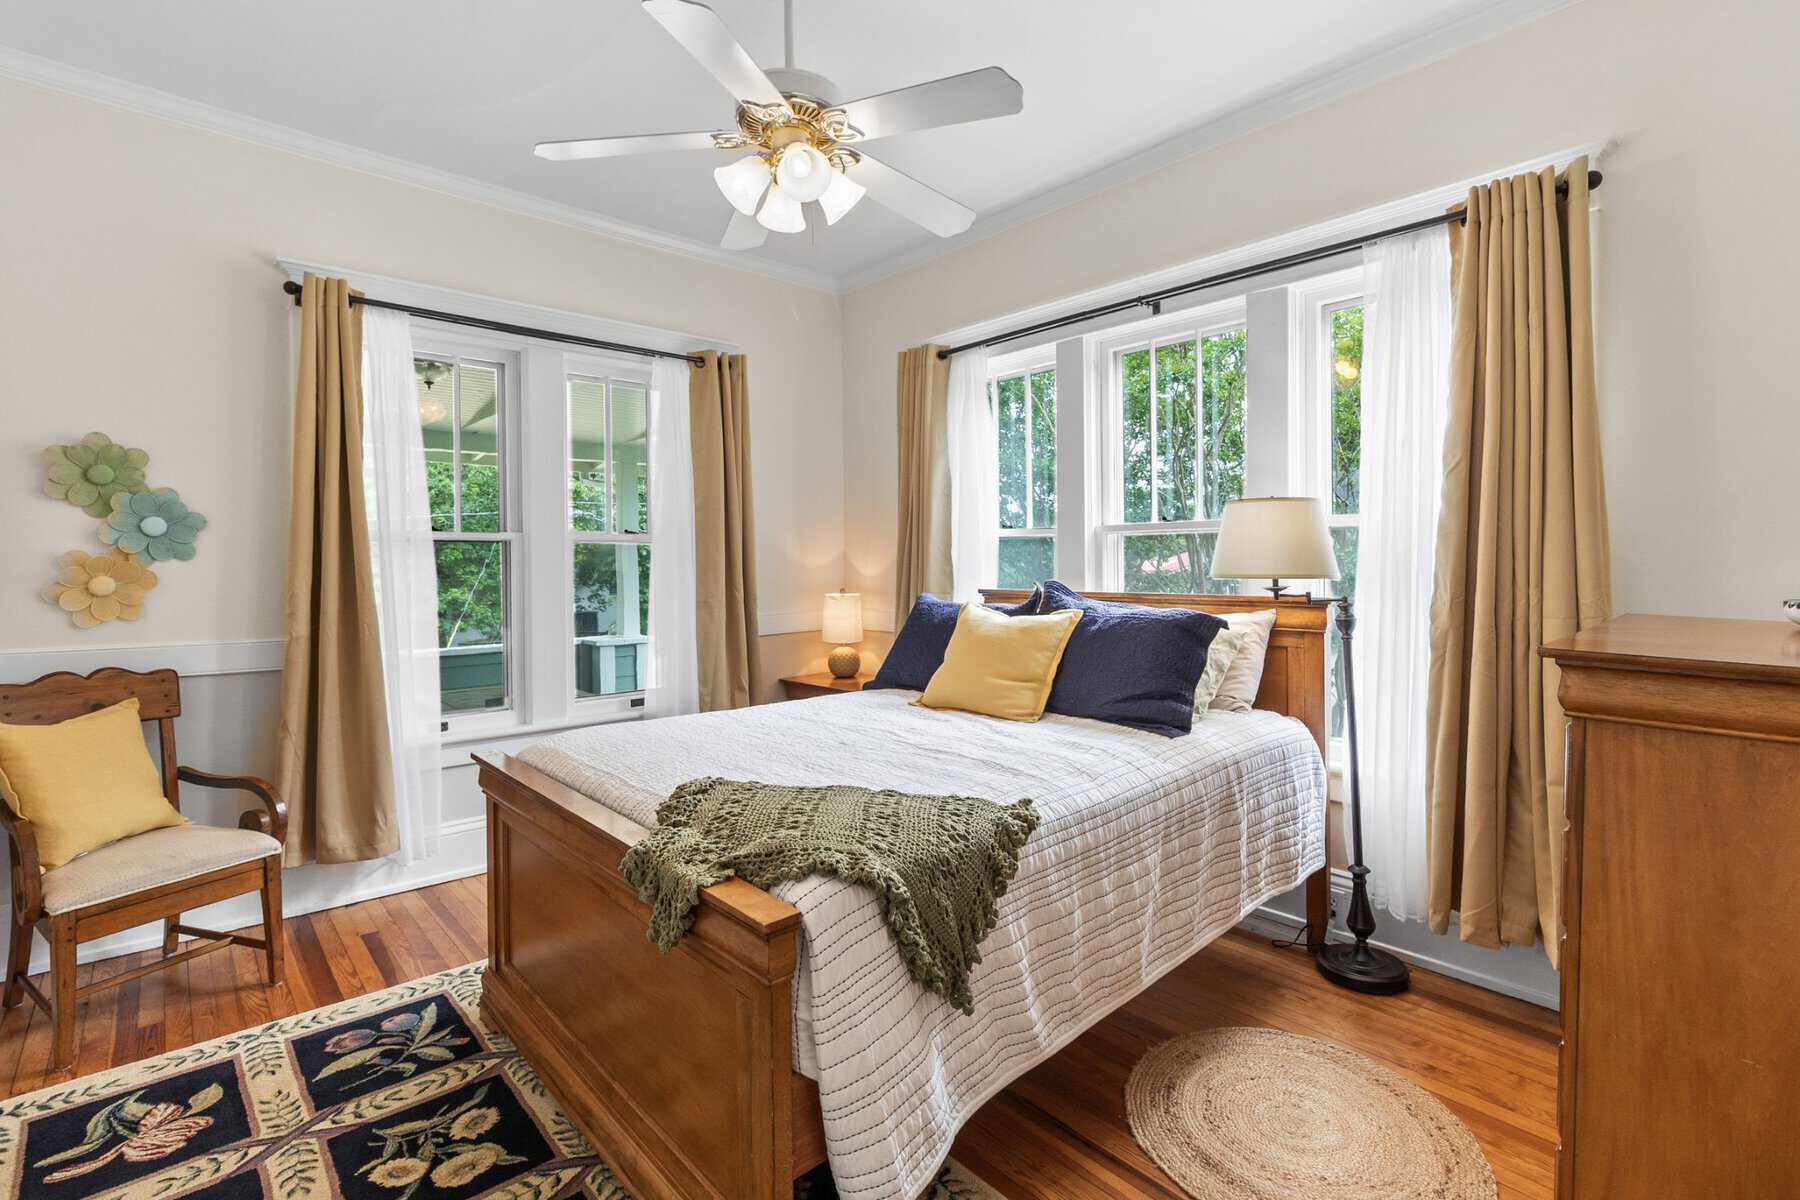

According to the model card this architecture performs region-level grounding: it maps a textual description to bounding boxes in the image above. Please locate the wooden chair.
[0,667,287,1074]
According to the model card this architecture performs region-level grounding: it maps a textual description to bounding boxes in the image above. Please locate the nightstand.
[779,673,871,700]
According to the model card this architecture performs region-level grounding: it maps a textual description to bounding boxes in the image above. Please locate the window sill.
[437,706,643,767]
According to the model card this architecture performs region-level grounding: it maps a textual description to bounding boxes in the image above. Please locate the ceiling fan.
[534,0,1023,250]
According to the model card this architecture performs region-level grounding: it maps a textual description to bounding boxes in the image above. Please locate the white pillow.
[1208,609,1278,713]
[1193,626,1251,712]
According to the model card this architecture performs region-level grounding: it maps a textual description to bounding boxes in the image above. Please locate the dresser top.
[1542,613,1800,682]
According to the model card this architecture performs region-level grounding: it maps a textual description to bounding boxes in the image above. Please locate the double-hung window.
[567,366,652,699]
[1096,301,1248,593]
[415,348,518,718]
[990,356,1057,588]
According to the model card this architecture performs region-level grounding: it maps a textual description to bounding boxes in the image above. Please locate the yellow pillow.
[0,698,186,869]
[917,603,1082,722]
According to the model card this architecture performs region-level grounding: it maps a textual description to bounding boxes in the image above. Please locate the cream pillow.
[1208,609,1279,713]
[917,604,1082,722]
[1193,625,1253,713]
[0,698,186,869]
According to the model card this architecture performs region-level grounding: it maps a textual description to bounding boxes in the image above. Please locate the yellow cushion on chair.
[0,698,186,869]
[917,603,1082,721]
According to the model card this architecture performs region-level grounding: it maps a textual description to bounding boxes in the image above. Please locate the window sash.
[991,366,1056,534]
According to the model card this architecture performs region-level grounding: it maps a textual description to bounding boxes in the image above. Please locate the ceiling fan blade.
[642,0,792,115]
[853,154,975,238]
[836,67,1023,141]
[721,208,768,250]
[534,130,726,161]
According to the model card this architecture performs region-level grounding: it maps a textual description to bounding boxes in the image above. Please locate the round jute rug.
[1125,1027,1497,1200]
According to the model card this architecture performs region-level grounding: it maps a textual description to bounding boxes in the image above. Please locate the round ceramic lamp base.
[827,645,861,679]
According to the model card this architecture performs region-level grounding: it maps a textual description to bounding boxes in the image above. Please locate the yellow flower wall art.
[43,549,158,629]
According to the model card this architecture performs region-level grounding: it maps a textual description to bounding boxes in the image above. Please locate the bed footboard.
[477,753,825,1200]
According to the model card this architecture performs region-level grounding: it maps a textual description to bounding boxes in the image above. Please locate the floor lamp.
[1211,497,1409,995]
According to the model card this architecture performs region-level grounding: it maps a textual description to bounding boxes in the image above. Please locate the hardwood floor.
[0,876,1559,1197]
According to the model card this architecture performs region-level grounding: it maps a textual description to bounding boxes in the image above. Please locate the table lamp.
[822,591,864,679]
[1211,497,1409,995]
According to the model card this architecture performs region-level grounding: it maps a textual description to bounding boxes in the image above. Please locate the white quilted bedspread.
[519,689,1325,1200]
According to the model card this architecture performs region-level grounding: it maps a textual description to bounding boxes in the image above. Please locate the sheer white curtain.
[1356,226,1451,922]
[644,357,699,718]
[360,308,442,864]
[946,346,997,602]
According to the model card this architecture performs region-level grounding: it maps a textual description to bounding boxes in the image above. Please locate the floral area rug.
[0,962,1004,1200]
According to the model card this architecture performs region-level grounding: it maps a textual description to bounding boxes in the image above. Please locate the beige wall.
[839,0,1800,627]
[0,75,843,698]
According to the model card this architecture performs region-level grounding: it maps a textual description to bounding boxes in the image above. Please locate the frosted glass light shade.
[756,183,806,233]
[1210,497,1340,582]
[818,170,867,225]
[822,591,863,644]
[714,154,770,217]
[776,143,831,202]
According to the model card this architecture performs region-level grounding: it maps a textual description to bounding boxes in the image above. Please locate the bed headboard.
[979,589,1331,755]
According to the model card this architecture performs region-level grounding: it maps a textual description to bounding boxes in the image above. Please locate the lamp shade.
[1210,497,1340,581]
[822,591,863,644]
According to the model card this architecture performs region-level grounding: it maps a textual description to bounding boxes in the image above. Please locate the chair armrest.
[176,766,288,845]
[0,806,43,920]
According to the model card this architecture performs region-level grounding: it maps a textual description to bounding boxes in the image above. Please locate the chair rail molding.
[0,639,286,682]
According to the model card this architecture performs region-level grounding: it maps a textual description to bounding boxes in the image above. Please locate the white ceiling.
[0,0,1560,288]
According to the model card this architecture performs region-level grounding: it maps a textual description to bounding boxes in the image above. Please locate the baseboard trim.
[12,815,489,976]
[1235,905,1560,1010]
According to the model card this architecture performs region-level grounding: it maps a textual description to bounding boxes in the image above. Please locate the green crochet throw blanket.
[619,777,1040,1014]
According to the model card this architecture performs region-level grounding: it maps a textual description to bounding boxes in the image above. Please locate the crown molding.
[839,0,1586,293]
[0,45,840,295]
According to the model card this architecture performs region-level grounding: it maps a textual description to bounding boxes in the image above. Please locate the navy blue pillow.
[867,587,1042,692]
[1037,580,1225,737]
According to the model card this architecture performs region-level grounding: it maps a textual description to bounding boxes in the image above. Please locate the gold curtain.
[690,351,761,710]
[1425,158,1611,964]
[893,345,953,621]
[275,275,399,866]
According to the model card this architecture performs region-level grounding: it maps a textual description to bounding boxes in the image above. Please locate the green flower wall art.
[103,489,207,561]
[42,432,149,517]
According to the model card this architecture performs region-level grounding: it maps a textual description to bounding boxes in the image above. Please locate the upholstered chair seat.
[41,825,281,915]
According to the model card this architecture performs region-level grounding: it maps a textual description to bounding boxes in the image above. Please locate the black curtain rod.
[937,169,1602,360]
[281,280,706,366]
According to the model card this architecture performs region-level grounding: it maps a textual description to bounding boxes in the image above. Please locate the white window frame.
[1287,267,1366,584]
[564,353,654,712]
[1089,295,1249,590]
[988,346,1058,587]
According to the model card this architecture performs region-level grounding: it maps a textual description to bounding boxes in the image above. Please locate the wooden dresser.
[1542,615,1800,1198]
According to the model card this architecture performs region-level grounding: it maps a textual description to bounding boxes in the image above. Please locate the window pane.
[1154,339,1197,521]
[995,374,1027,530]
[1121,532,1240,595]
[457,362,502,533]
[997,536,1054,590]
[613,382,650,535]
[1331,306,1364,515]
[1029,369,1056,528]
[1200,329,1247,519]
[1121,348,1151,522]
[417,357,456,533]
[574,543,652,698]
[569,377,608,533]
[1327,525,1359,738]
[435,540,509,713]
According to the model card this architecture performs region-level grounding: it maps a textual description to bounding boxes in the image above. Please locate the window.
[569,373,652,699]
[1323,301,1364,738]
[417,355,515,715]
[992,361,1056,588]
[1098,306,1247,593]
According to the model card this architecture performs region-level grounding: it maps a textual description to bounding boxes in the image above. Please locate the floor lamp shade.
[823,592,864,678]
[1210,497,1341,587]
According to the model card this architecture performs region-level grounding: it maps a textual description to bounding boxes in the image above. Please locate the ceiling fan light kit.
[534,0,1023,252]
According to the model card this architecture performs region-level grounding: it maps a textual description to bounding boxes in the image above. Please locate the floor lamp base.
[1315,941,1411,995]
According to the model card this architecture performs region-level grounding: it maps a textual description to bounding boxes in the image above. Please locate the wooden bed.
[475,591,1331,1200]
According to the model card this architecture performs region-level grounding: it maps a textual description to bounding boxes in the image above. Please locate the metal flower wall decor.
[37,431,207,629]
